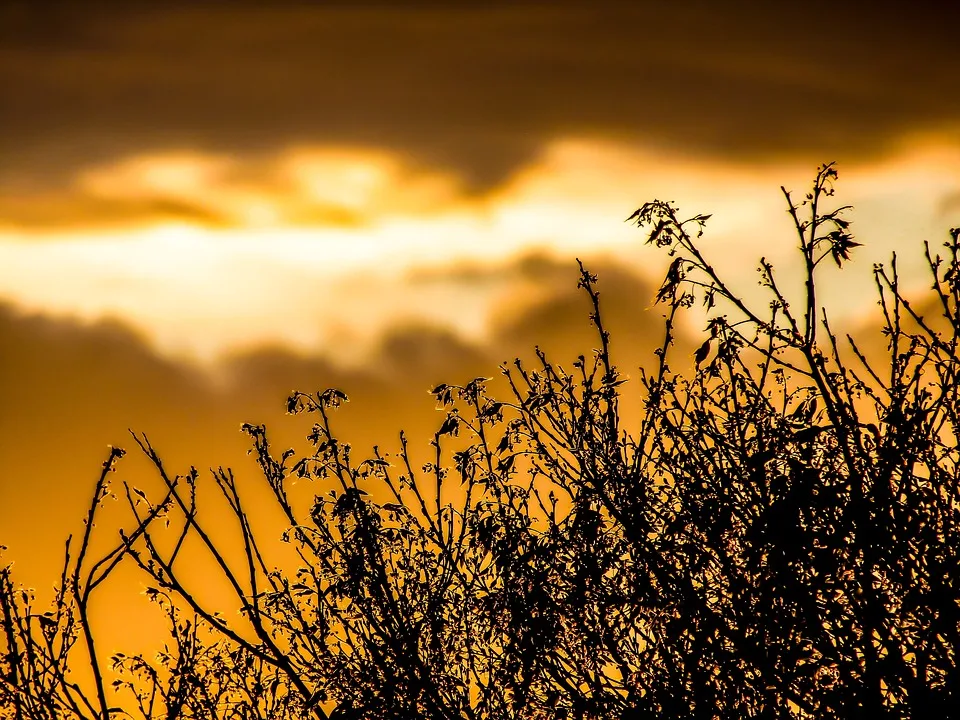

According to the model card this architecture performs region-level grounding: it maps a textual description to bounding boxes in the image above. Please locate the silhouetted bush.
[3,164,960,719]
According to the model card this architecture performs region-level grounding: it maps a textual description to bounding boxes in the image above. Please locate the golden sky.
[3,140,960,363]
[2,1,960,604]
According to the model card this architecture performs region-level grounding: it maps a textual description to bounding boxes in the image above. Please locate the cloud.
[2,2,959,190]
[0,147,467,232]
[3,137,960,367]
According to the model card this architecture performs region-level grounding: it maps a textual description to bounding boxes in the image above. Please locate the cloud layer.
[3,139,960,363]
[3,2,959,189]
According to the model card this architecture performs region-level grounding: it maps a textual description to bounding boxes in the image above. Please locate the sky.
[2,1,959,359]
[2,0,960,629]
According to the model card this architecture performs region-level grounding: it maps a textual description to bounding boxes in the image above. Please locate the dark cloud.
[2,2,958,190]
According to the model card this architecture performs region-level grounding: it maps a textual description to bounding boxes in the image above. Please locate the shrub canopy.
[3,164,960,719]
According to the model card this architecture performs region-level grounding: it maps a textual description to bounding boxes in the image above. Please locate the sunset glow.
[5,5,960,715]
[4,136,960,364]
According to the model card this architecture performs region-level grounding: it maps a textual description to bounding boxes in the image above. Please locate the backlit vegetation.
[3,165,960,718]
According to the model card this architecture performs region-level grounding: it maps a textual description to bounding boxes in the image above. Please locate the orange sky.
[2,2,960,648]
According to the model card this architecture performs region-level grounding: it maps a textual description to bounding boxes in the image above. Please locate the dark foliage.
[3,164,960,718]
